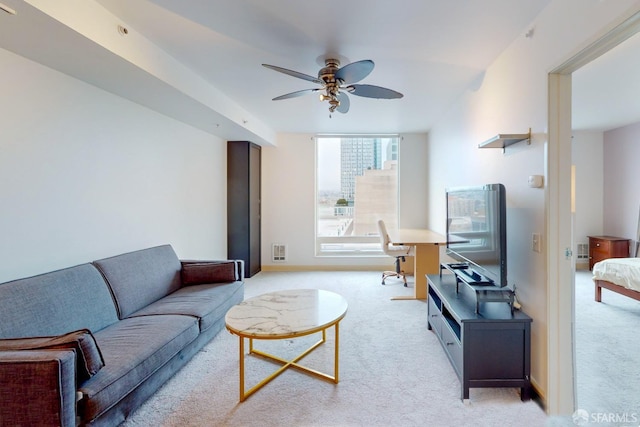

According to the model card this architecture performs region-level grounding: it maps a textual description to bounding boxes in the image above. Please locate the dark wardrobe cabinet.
[227,141,261,277]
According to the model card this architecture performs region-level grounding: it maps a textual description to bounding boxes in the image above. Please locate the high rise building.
[353,160,399,236]
[340,138,384,201]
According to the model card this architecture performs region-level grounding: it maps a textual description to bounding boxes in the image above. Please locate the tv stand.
[427,273,532,401]
[440,263,514,313]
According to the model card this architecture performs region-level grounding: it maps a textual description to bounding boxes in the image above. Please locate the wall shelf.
[478,128,531,151]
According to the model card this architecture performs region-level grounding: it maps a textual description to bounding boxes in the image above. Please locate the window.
[316,135,400,256]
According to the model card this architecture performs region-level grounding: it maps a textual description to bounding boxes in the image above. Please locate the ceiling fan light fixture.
[263,56,402,115]
[328,98,340,113]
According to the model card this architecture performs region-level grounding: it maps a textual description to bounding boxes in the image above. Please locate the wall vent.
[272,243,287,262]
[576,243,589,260]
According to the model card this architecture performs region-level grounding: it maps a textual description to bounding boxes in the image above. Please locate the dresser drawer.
[588,236,630,270]
[591,239,610,253]
[428,298,442,338]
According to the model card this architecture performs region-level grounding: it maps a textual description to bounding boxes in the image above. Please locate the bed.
[592,257,640,302]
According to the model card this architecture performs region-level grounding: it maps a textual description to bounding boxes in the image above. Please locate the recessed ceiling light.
[0,3,17,15]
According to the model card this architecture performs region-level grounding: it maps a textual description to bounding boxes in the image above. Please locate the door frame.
[546,10,640,415]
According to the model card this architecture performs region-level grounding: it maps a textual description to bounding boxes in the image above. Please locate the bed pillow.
[0,328,105,384]
[181,261,237,286]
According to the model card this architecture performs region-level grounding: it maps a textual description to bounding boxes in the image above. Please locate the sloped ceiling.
[90,0,551,137]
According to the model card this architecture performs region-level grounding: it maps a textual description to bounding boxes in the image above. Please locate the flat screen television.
[445,183,507,288]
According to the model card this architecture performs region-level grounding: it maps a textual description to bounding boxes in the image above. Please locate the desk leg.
[392,244,440,300]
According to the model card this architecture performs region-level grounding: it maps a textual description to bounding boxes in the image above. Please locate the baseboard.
[261,265,383,272]
[529,377,546,412]
[261,256,414,273]
[575,261,589,271]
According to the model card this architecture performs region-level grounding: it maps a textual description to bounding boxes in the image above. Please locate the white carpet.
[574,270,640,420]
[121,271,548,427]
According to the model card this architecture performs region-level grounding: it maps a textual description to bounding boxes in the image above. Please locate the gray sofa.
[0,244,244,426]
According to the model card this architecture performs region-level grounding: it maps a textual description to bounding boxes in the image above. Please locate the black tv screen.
[446,183,507,288]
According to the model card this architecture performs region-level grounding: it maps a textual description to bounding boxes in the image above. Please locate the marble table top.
[225,289,348,339]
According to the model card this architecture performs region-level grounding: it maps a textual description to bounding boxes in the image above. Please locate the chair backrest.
[377,219,391,251]
[378,219,414,258]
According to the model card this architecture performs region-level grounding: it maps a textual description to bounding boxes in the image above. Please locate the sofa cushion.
[181,261,238,285]
[128,281,244,332]
[0,264,119,339]
[79,314,199,422]
[93,245,182,319]
[0,329,104,384]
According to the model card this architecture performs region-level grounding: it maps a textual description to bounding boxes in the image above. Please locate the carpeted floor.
[574,270,640,422]
[121,271,549,427]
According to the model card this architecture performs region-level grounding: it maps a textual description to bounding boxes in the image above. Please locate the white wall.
[603,122,640,247]
[0,47,228,283]
[260,133,428,268]
[572,131,605,252]
[424,0,640,405]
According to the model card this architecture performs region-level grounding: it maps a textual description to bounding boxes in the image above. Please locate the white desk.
[387,228,446,300]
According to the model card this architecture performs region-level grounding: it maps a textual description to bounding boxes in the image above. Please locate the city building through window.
[316,135,400,256]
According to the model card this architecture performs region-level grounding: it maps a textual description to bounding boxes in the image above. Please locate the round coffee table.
[225,289,348,401]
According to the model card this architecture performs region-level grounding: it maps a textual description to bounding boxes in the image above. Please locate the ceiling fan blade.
[272,88,319,101]
[262,64,322,84]
[336,92,350,114]
[347,84,403,99]
[335,60,374,84]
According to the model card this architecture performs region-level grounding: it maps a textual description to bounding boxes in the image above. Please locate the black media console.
[427,272,532,401]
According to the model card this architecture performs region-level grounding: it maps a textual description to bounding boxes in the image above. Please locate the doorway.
[547,10,640,415]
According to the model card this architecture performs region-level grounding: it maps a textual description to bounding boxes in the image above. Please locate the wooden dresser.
[588,235,630,270]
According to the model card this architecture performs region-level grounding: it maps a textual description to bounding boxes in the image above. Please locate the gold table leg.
[237,323,341,402]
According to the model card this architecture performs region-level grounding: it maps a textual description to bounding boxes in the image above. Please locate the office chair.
[377,219,415,286]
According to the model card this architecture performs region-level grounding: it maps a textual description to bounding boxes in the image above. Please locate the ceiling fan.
[262,58,403,116]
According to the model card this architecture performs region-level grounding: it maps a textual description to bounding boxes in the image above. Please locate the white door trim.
[546,9,640,415]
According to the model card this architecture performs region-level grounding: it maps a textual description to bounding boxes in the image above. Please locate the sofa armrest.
[0,349,77,427]
[236,259,245,282]
[180,259,245,285]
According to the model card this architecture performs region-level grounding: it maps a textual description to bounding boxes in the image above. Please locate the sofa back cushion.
[0,264,119,338]
[93,245,182,318]
[181,261,238,286]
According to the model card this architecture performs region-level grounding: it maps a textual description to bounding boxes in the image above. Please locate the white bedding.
[592,258,640,292]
